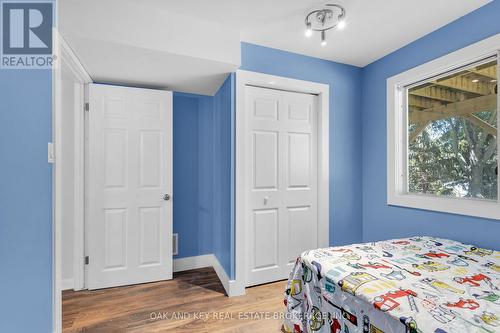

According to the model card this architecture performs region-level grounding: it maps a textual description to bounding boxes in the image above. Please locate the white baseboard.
[61,278,74,291]
[173,254,213,272]
[210,254,245,297]
[63,255,242,295]
[173,254,245,297]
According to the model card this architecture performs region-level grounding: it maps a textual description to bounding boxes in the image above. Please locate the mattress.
[283,236,500,333]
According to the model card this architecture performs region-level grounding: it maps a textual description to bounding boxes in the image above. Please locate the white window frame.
[387,33,500,221]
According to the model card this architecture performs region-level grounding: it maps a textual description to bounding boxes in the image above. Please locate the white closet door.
[245,86,318,286]
[87,84,172,290]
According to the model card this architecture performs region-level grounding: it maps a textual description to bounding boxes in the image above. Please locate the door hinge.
[47,142,55,164]
[84,102,89,112]
[173,233,178,256]
[85,256,89,265]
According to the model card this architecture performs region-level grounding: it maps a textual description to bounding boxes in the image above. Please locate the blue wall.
[361,0,500,250]
[212,74,235,279]
[241,43,364,246]
[172,79,235,280]
[0,70,53,332]
[173,93,214,258]
[3,2,500,332]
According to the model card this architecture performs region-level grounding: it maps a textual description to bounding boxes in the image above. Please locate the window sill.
[388,193,500,221]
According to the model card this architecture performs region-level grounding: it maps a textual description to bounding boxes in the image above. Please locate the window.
[387,33,500,220]
[407,58,497,200]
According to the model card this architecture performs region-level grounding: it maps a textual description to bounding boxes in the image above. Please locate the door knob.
[263,196,269,205]
[163,194,171,201]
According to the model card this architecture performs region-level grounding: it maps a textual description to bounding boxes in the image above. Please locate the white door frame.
[53,29,92,333]
[235,70,329,295]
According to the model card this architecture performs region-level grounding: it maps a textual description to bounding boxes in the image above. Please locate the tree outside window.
[407,59,498,200]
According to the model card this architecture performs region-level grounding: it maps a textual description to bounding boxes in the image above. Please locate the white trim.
[84,84,90,290]
[52,27,62,333]
[211,255,244,297]
[173,255,213,272]
[58,35,92,83]
[62,33,91,292]
[61,279,75,291]
[172,254,243,296]
[59,36,93,292]
[72,80,85,291]
[235,70,330,294]
[53,28,92,333]
[387,32,500,221]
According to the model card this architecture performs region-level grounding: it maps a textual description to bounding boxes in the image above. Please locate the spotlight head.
[321,31,327,46]
[305,22,312,37]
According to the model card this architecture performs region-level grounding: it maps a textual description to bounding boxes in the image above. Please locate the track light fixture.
[304,4,346,46]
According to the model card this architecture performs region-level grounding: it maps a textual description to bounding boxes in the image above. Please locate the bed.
[283,236,500,333]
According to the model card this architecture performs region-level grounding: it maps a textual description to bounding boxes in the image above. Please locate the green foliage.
[408,110,498,200]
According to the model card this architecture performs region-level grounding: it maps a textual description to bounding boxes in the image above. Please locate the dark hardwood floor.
[62,267,287,332]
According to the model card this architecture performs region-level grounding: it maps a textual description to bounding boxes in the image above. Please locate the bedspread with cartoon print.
[283,236,500,333]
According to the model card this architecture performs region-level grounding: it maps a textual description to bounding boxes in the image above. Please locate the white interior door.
[87,84,172,290]
[245,86,318,286]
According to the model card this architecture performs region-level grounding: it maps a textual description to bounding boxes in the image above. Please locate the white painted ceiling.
[59,0,241,95]
[160,0,491,67]
[59,0,491,95]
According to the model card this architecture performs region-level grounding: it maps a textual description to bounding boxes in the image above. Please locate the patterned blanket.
[283,236,500,333]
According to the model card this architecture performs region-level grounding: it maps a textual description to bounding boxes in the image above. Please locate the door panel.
[287,99,311,122]
[139,131,162,188]
[139,207,161,266]
[253,131,279,189]
[103,208,127,270]
[252,209,279,269]
[253,98,279,120]
[287,206,315,265]
[245,86,318,286]
[88,84,172,290]
[287,133,311,188]
[103,130,127,188]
